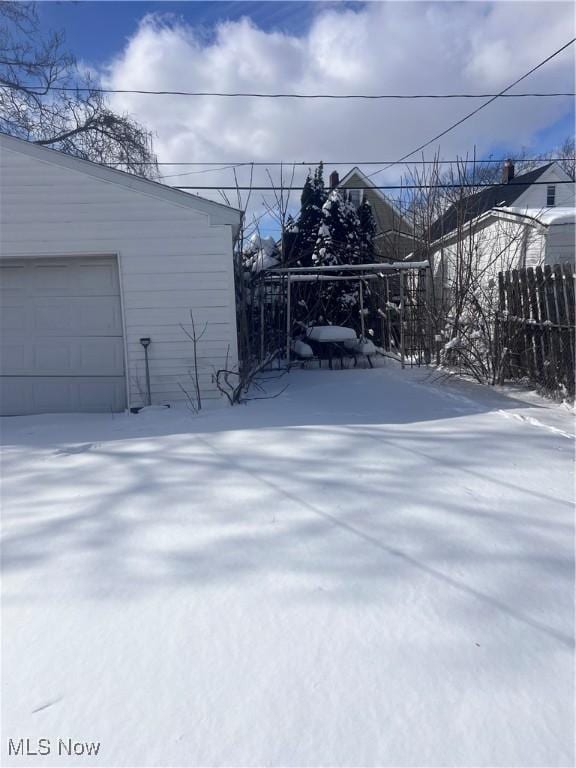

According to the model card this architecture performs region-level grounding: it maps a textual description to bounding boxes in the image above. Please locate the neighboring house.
[0,132,242,416]
[331,167,417,261]
[424,161,575,294]
[429,160,575,244]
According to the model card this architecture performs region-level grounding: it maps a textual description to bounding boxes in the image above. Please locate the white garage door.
[0,257,126,415]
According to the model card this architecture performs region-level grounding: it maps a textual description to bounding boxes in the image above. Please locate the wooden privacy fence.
[497,263,575,397]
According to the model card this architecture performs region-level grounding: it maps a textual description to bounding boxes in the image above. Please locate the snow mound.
[292,339,314,358]
[306,325,358,342]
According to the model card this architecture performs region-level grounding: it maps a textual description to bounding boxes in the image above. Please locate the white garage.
[0,133,242,416]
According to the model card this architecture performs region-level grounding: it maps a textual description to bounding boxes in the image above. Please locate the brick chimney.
[502,158,515,183]
[329,170,340,189]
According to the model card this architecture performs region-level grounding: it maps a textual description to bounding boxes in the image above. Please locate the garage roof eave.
[0,131,243,229]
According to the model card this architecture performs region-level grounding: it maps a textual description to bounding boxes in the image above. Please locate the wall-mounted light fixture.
[139,337,152,406]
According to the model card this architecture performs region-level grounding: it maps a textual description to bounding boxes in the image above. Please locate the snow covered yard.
[1,363,574,768]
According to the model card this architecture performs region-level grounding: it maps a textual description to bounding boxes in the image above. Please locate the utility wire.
[1,82,573,98]
[367,37,576,178]
[120,157,571,167]
[159,157,572,179]
[173,180,575,191]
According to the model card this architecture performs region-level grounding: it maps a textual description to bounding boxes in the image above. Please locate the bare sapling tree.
[262,163,297,264]
[0,1,158,176]
[405,155,538,384]
[179,311,208,413]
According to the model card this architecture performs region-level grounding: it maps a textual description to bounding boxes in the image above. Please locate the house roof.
[429,163,555,243]
[0,131,243,231]
[497,206,575,226]
[337,166,413,233]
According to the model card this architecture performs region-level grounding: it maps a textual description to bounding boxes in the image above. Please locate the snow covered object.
[243,233,280,273]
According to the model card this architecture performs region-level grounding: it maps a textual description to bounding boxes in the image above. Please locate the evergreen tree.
[358,198,377,261]
[289,169,377,334]
[308,190,365,327]
[290,164,327,330]
[357,198,378,338]
[292,163,326,267]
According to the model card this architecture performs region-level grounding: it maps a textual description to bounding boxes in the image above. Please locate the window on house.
[546,185,556,207]
[349,188,363,208]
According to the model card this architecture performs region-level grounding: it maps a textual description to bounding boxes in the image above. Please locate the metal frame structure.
[250,261,430,368]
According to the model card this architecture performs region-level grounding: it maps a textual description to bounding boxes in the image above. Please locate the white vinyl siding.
[0,137,239,412]
[430,215,574,287]
[545,223,575,265]
[513,167,575,209]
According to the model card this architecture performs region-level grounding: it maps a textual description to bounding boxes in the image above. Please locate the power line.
[116,157,571,167]
[158,157,573,179]
[367,37,576,178]
[2,83,573,99]
[173,180,575,191]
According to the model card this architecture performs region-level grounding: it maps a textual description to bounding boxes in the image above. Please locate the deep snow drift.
[1,364,574,767]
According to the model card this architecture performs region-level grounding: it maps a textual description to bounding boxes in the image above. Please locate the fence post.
[359,279,365,338]
[518,268,536,380]
[534,266,550,389]
[543,265,560,392]
[526,267,542,386]
[495,271,505,383]
[399,272,405,369]
[553,264,571,396]
[285,274,291,367]
[563,263,576,398]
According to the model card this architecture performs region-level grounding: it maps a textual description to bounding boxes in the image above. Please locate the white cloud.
[102,1,575,226]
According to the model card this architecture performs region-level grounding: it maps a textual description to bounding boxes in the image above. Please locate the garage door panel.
[0,264,28,293]
[33,264,71,294]
[34,301,73,332]
[1,342,33,371]
[31,296,122,335]
[1,305,29,331]
[73,263,120,294]
[35,342,73,372]
[77,380,125,411]
[0,377,125,415]
[0,257,126,414]
[77,297,123,333]
[77,338,124,374]
[2,338,124,376]
[0,379,33,416]
[34,378,74,413]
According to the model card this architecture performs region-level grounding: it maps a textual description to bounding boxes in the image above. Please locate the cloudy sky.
[40,1,575,231]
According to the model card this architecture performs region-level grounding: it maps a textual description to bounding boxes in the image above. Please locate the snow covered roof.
[428,163,565,241]
[495,207,575,226]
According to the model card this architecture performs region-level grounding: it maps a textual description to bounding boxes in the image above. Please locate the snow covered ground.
[1,363,574,767]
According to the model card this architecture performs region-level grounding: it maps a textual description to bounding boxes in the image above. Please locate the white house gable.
[512,165,575,210]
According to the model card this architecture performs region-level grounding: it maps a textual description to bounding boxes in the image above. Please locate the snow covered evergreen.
[243,233,280,273]
[286,165,379,331]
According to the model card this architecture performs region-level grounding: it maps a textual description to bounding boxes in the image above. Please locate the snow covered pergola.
[257,261,430,367]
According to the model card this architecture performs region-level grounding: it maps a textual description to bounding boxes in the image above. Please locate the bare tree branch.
[0,2,158,177]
